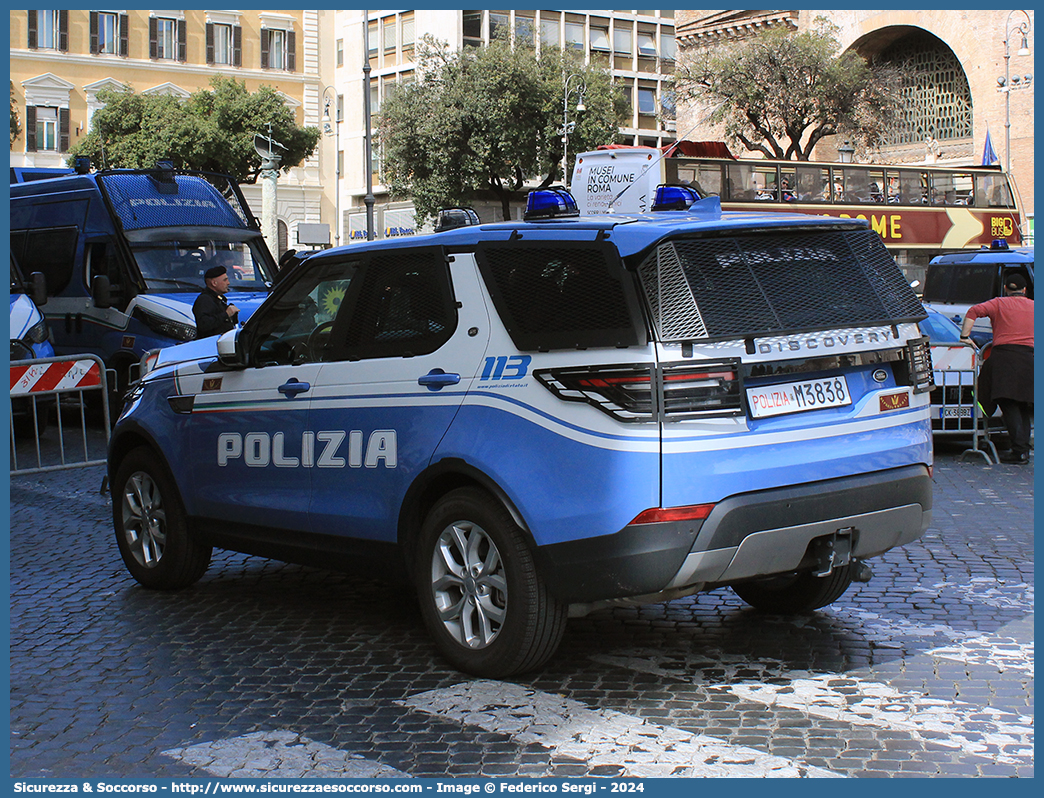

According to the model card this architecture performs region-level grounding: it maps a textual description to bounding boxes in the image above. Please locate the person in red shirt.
[961,273,1034,463]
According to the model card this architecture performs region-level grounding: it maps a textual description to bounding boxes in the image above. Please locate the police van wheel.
[113,448,212,590]
[416,487,567,678]
[731,564,856,614]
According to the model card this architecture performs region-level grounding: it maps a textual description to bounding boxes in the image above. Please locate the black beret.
[204,265,227,280]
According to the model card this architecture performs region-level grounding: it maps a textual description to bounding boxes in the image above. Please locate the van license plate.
[941,406,972,418]
[747,376,851,419]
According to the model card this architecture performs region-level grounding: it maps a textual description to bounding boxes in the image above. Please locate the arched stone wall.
[676,9,1033,223]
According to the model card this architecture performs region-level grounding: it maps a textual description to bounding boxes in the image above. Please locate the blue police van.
[109,188,934,677]
[9,161,276,401]
[921,239,1034,345]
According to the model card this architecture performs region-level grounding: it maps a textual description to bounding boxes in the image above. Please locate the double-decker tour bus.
[572,142,1025,282]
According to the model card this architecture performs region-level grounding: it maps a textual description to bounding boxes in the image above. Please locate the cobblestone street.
[9,446,1033,779]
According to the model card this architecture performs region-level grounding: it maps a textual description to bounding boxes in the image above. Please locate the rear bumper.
[536,464,932,603]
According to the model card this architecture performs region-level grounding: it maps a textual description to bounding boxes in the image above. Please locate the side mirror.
[28,271,48,307]
[91,274,112,309]
[216,328,246,368]
[278,248,298,270]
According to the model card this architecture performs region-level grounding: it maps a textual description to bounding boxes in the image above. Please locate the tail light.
[907,337,933,393]
[535,360,743,422]
[662,361,743,417]
[535,365,655,421]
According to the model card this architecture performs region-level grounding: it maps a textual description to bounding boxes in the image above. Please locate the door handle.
[278,378,311,398]
[418,369,460,391]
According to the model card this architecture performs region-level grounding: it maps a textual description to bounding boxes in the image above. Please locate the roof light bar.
[435,207,480,232]
[652,184,702,212]
[524,188,580,221]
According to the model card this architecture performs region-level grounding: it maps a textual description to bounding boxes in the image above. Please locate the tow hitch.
[811,527,854,577]
[852,560,873,582]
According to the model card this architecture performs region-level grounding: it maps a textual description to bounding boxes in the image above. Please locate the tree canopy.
[673,20,901,160]
[67,76,320,182]
[379,35,626,223]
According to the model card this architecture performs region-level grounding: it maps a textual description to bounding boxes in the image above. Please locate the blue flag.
[982,128,1000,166]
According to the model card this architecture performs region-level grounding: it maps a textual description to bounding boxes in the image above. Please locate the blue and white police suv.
[109,188,934,677]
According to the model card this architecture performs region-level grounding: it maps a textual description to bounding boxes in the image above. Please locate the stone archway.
[850,26,973,160]
[277,219,289,258]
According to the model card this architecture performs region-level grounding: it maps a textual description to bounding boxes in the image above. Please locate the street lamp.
[561,74,586,191]
[362,10,375,240]
[1001,10,1032,175]
[837,140,855,164]
[322,85,340,247]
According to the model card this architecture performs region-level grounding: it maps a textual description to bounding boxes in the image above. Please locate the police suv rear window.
[476,240,645,351]
[637,229,925,342]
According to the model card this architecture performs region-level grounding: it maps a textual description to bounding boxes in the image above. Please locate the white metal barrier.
[928,342,999,463]
[9,354,112,475]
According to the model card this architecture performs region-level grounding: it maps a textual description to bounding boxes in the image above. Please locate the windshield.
[919,310,961,343]
[130,237,273,292]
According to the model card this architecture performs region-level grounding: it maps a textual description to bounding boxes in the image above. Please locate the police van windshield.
[129,236,273,293]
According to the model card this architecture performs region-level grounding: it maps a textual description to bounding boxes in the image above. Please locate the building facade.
[10,9,327,257]
[674,9,1035,244]
[328,9,679,241]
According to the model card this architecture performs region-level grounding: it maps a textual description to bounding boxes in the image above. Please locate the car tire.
[415,487,567,678]
[731,564,856,614]
[113,447,212,590]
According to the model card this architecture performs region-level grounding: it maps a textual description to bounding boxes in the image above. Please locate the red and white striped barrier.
[929,343,975,372]
[10,358,103,396]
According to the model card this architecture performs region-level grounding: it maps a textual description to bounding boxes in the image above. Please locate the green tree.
[11,82,21,146]
[673,20,900,160]
[379,35,625,223]
[67,76,320,182]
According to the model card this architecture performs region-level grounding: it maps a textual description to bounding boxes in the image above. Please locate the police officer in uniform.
[193,265,239,338]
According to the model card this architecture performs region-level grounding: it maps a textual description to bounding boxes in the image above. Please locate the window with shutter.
[177,18,186,61]
[58,10,68,52]
[59,107,70,152]
[34,107,58,152]
[269,29,285,69]
[152,17,181,60]
[97,12,120,55]
[209,23,233,65]
[33,11,61,50]
[25,106,37,152]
